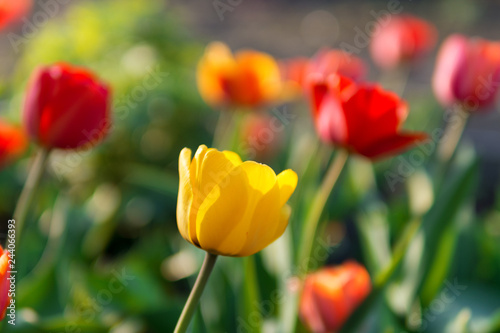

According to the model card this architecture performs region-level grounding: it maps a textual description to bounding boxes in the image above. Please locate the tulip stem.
[13,148,51,244]
[174,252,218,333]
[339,217,423,333]
[298,148,349,274]
[438,106,469,163]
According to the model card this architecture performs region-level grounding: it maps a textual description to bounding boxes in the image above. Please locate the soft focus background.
[0,0,499,332]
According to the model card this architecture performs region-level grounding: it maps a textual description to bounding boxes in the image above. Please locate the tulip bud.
[370,14,437,69]
[299,261,372,333]
[23,63,111,150]
[0,119,27,169]
[0,247,10,321]
[176,145,297,257]
[432,34,500,111]
[197,42,283,109]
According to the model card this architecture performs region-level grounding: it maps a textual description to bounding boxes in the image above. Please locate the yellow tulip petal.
[176,148,194,244]
[196,164,250,256]
[222,150,243,165]
[237,181,281,257]
[277,169,298,206]
[216,161,279,256]
[274,204,292,241]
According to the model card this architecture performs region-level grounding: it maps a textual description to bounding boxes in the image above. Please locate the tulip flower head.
[280,50,366,98]
[0,120,28,169]
[23,63,111,150]
[0,0,32,31]
[299,261,372,333]
[433,34,500,111]
[310,74,427,159]
[370,14,437,69]
[197,42,283,109]
[0,247,10,321]
[308,49,367,83]
[177,145,297,257]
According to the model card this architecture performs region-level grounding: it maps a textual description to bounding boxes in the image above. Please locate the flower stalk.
[13,148,51,243]
[174,252,218,333]
[298,148,349,273]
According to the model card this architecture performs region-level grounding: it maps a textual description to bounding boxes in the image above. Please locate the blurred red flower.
[280,49,366,98]
[23,63,111,150]
[370,14,437,69]
[308,49,367,83]
[310,74,427,159]
[299,261,372,333]
[0,247,10,321]
[241,114,284,162]
[0,0,32,31]
[0,120,27,169]
[432,34,500,111]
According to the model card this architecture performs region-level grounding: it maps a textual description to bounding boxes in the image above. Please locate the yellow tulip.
[177,145,298,257]
[197,42,283,109]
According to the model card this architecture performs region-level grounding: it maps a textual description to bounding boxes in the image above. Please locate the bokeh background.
[0,0,499,332]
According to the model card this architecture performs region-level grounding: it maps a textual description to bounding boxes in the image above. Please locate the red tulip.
[0,247,10,321]
[370,14,437,69]
[432,34,500,111]
[0,0,32,31]
[23,63,111,150]
[299,261,372,333]
[0,120,27,168]
[310,74,427,159]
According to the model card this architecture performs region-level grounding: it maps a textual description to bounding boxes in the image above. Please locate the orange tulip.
[370,14,437,69]
[0,246,10,321]
[197,42,282,109]
[299,261,372,333]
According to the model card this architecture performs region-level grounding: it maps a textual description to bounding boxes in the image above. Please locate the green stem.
[438,106,469,164]
[174,252,218,333]
[212,111,232,150]
[340,217,423,333]
[298,149,349,274]
[13,148,51,244]
[374,217,422,288]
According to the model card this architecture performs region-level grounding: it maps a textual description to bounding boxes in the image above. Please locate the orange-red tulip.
[23,63,111,150]
[299,261,372,333]
[370,14,437,69]
[0,0,32,31]
[0,247,10,321]
[197,42,282,109]
[433,34,500,111]
[310,74,427,159]
[0,120,27,169]
[280,50,366,94]
[308,49,367,83]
